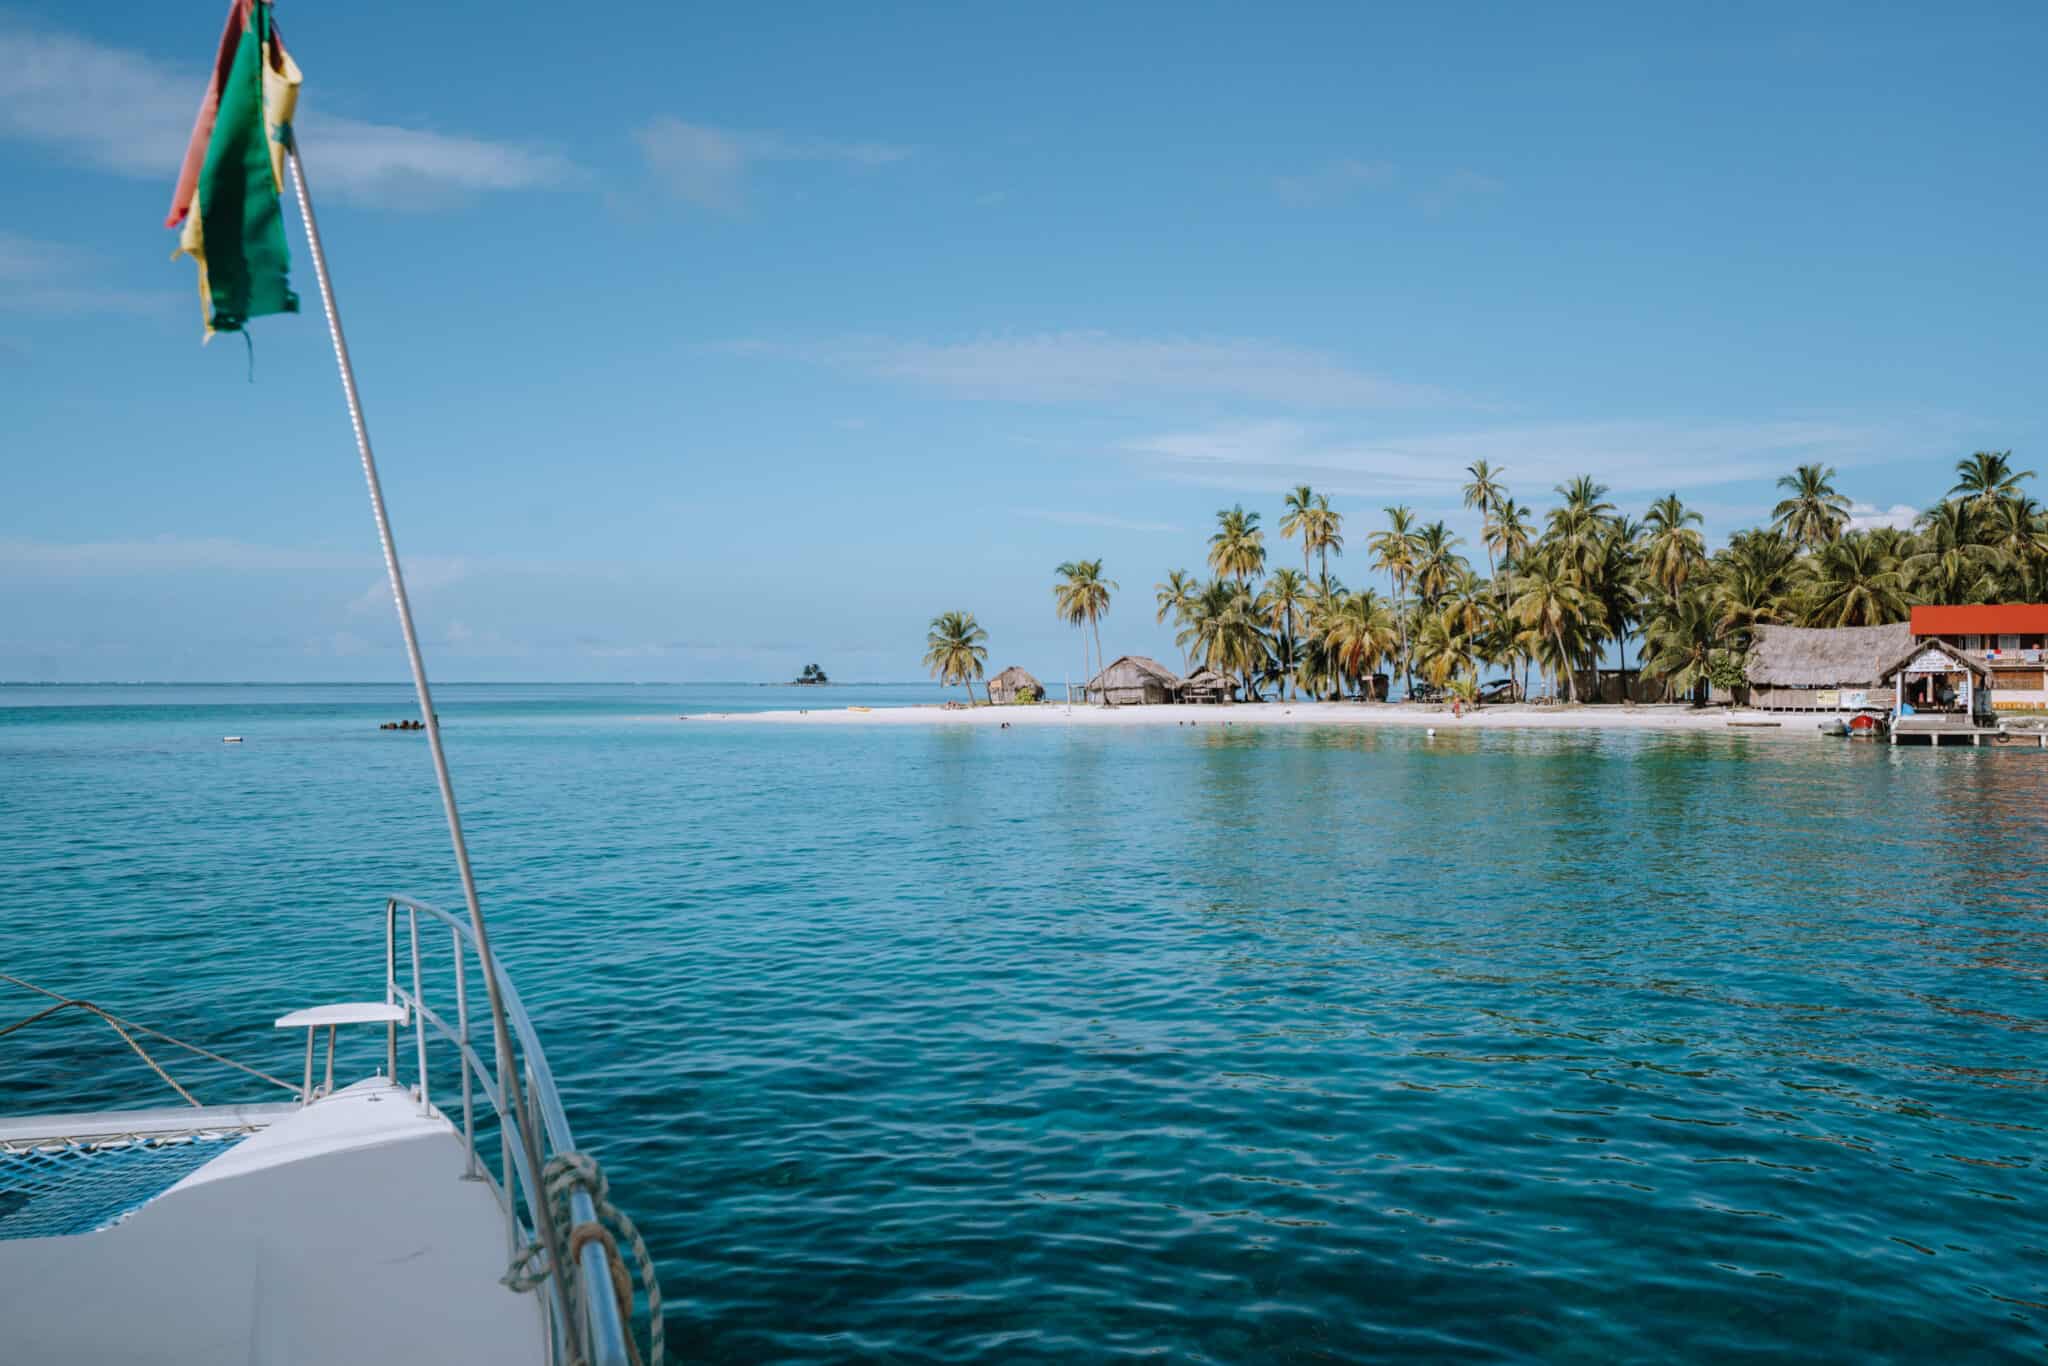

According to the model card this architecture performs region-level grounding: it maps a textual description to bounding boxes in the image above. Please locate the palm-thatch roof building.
[987,665,1043,704]
[1746,622,1912,711]
[1179,668,1238,704]
[1086,655,1182,705]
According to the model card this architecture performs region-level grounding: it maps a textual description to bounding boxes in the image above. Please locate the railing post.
[454,926,479,1178]
[384,899,399,1082]
[409,905,430,1116]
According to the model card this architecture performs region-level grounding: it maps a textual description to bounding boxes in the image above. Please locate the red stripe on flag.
[164,0,255,229]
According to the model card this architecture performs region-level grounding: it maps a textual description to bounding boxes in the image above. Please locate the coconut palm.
[1948,450,2034,514]
[1280,485,1319,579]
[1640,493,1706,599]
[1154,569,1199,667]
[1306,494,1345,594]
[1640,588,1722,706]
[1511,553,1603,701]
[1905,502,1998,606]
[1462,460,1506,574]
[1207,506,1267,585]
[1322,589,1399,698]
[1771,464,1850,550]
[1712,529,1799,645]
[1178,578,1270,700]
[1367,506,1420,695]
[1485,497,1534,573]
[923,610,989,704]
[1054,559,1117,700]
[1410,521,1468,610]
[1256,568,1312,700]
[1802,532,1909,627]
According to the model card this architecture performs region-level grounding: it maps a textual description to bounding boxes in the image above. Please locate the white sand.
[680,699,1813,734]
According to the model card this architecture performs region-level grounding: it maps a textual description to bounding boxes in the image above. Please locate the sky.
[3,1,2044,683]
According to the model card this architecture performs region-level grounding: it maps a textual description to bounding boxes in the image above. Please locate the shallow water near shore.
[4,683,2046,1361]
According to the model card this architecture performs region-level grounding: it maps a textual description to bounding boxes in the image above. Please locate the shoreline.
[680,700,1816,734]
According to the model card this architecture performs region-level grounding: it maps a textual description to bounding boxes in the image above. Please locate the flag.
[166,0,302,338]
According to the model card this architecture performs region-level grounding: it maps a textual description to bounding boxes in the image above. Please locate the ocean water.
[3,683,2046,1362]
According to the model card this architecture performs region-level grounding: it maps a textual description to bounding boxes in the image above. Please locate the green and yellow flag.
[166,0,302,338]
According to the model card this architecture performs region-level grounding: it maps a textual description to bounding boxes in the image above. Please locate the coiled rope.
[504,1151,664,1366]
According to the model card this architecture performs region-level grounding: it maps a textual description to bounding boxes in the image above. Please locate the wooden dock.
[1889,717,2048,747]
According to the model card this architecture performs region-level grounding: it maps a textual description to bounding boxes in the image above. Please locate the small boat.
[848,705,873,713]
[1727,719,1782,729]
[1819,718,1848,736]
[221,736,243,743]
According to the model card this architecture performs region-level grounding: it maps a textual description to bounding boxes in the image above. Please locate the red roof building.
[1909,605,2048,711]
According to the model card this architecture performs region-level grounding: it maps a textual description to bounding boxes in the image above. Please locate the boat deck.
[1889,716,2046,746]
[0,1078,546,1366]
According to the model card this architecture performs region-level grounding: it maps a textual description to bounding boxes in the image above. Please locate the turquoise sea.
[4,683,2046,1362]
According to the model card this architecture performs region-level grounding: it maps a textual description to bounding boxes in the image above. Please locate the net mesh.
[0,1132,247,1240]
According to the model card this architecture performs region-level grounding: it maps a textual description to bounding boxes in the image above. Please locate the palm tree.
[1640,588,1721,706]
[1803,532,1908,627]
[1367,506,1419,695]
[1307,494,1344,594]
[1462,460,1506,575]
[1511,553,1602,701]
[1322,589,1398,698]
[1410,522,1468,609]
[1640,493,1706,599]
[1771,464,1850,550]
[1948,450,2034,514]
[1054,559,1117,700]
[923,610,989,704]
[1154,569,1198,668]
[1905,502,1998,606]
[1712,529,1799,646]
[1178,578,1270,700]
[1485,497,1534,573]
[1208,506,1266,584]
[1257,568,1311,700]
[1279,485,1318,580]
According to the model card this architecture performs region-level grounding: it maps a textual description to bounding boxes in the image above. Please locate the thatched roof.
[1747,622,1911,688]
[989,665,1041,691]
[1085,655,1182,690]
[1877,636,1988,682]
[1181,667,1235,692]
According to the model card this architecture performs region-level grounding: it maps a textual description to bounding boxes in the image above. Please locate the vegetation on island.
[930,451,2043,705]
[924,610,989,705]
[792,663,830,685]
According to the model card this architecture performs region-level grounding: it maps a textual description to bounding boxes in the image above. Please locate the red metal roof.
[1910,604,2048,635]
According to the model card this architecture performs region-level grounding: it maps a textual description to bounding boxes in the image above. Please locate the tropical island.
[790,663,830,686]
[902,452,2043,718]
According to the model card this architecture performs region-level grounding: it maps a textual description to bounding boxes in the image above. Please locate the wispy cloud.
[1273,158,1394,206]
[636,117,911,211]
[719,332,1439,407]
[1018,508,1187,534]
[1123,416,1914,503]
[0,232,172,317]
[0,22,578,206]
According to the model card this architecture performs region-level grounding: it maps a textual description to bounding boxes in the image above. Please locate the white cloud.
[1122,417,1897,502]
[1273,158,1395,206]
[1847,501,1918,531]
[347,556,472,617]
[720,332,1437,407]
[0,22,577,205]
[636,117,911,211]
[1018,508,1187,534]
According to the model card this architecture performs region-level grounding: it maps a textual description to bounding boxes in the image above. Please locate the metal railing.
[382,895,631,1366]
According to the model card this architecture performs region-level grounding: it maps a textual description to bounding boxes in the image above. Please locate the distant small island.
[792,663,830,686]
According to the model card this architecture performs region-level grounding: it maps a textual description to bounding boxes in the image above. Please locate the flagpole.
[281,129,577,1352]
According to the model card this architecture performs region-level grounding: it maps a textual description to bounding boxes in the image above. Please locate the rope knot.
[501,1151,663,1366]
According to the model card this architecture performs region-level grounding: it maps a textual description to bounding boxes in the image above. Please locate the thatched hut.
[987,665,1043,704]
[1085,655,1182,705]
[1179,668,1238,704]
[1746,622,1912,711]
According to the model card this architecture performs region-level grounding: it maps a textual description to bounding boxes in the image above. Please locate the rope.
[0,973,299,1096]
[504,1151,664,1366]
[0,999,201,1107]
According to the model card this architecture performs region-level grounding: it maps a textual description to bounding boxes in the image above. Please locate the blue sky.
[3,1,2043,682]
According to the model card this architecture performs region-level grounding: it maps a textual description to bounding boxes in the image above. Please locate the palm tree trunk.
[1091,616,1106,705]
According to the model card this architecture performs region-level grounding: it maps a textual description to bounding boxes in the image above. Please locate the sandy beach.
[683,699,1814,734]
